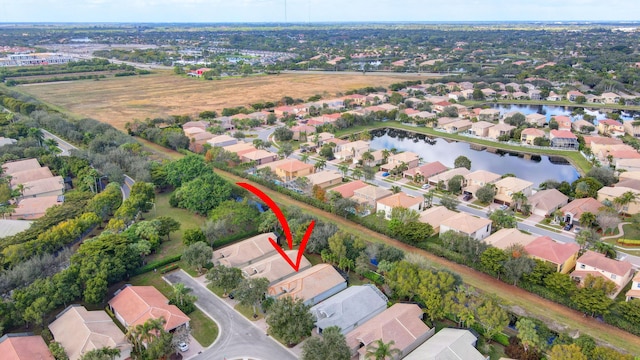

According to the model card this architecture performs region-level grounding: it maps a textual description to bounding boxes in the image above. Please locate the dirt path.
[139,145,640,354]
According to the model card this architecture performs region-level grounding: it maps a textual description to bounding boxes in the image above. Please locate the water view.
[489,104,638,123]
[370,128,580,187]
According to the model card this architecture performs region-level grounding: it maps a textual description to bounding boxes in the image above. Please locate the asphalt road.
[164,271,297,360]
[41,129,75,156]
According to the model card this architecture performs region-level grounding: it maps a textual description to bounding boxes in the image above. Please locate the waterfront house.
[492,176,533,206]
[598,119,625,137]
[549,130,578,149]
[520,128,545,145]
[470,121,495,137]
[528,189,569,217]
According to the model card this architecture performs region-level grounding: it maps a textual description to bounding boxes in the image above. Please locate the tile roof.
[419,206,458,230]
[521,128,545,136]
[2,158,41,175]
[441,212,492,234]
[213,233,278,268]
[404,328,484,360]
[465,170,501,184]
[241,149,277,161]
[560,198,604,218]
[12,195,62,219]
[0,334,54,360]
[428,168,470,184]
[267,264,346,303]
[0,219,33,237]
[304,170,342,185]
[584,136,623,147]
[49,305,131,360]
[550,130,577,139]
[576,250,633,277]
[352,185,393,201]
[484,228,537,250]
[528,189,568,212]
[377,192,422,209]
[242,251,312,284]
[328,180,368,198]
[108,286,190,332]
[387,151,420,163]
[20,176,64,197]
[494,176,533,193]
[9,167,53,185]
[404,161,448,178]
[311,285,388,334]
[472,121,495,129]
[599,119,623,126]
[525,236,579,265]
[275,159,315,173]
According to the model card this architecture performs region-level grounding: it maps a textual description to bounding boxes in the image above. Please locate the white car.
[178,342,189,352]
[422,184,431,189]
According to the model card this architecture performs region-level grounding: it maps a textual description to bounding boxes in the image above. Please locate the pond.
[489,104,638,123]
[370,128,580,187]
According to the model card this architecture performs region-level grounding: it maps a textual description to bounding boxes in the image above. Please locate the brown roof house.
[403,328,486,360]
[492,177,533,206]
[0,334,54,360]
[19,176,65,198]
[207,134,238,148]
[403,161,448,182]
[463,170,501,196]
[108,285,190,332]
[560,198,603,225]
[242,251,312,284]
[483,228,537,250]
[223,143,257,157]
[274,159,315,182]
[419,206,457,233]
[598,186,640,215]
[376,192,423,219]
[524,236,580,274]
[572,251,634,298]
[470,121,495,137]
[380,151,421,172]
[440,212,492,240]
[625,272,640,301]
[2,158,42,175]
[304,170,343,189]
[345,303,435,360]
[487,123,515,140]
[427,168,470,189]
[49,305,131,360]
[351,185,393,212]
[328,180,368,199]
[525,113,547,127]
[528,189,569,217]
[10,195,63,220]
[213,232,278,268]
[8,166,53,185]
[240,150,278,166]
[267,264,347,306]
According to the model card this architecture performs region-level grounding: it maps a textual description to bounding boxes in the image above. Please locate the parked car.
[564,223,573,231]
[573,227,582,233]
[499,204,508,211]
[463,193,472,201]
[382,172,390,177]
[178,342,189,352]
[422,183,431,189]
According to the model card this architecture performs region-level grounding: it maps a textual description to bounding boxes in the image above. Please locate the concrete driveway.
[164,270,297,360]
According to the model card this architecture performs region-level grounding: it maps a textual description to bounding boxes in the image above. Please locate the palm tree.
[390,185,401,194]
[579,211,596,228]
[28,127,43,146]
[300,153,310,163]
[365,339,402,360]
[43,138,60,154]
[314,159,327,171]
[351,168,363,180]
[511,191,528,212]
[171,283,192,309]
[337,163,350,178]
[381,149,391,163]
[613,191,638,213]
[361,151,375,167]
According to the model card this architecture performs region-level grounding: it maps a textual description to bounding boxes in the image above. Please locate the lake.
[370,128,580,187]
[489,104,638,123]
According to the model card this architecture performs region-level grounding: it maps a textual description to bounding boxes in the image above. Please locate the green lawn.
[622,223,640,240]
[234,303,263,321]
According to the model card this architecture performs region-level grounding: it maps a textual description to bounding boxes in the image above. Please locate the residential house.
[440,212,492,240]
[623,120,640,138]
[403,328,487,360]
[616,158,640,172]
[403,161,447,182]
[428,168,470,189]
[560,198,604,225]
[345,303,434,360]
[432,101,453,113]
[470,121,495,137]
[0,219,33,238]
[0,334,54,360]
[493,176,533,206]
[525,236,580,274]
[353,149,385,167]
[240,150,278,166]
[436,117,458,128]
[291,125,316,141]
[528,189,569,217]
[572,119,595,134]
[242,251,312,284]
[223,143,257,157]
[267,264,347,306]
[585,94,602,104]
[584,136,623,149]
[620,171,640,181]
[601,92,621,104]
[502,111,525,122]
[520,128,545,145]
[10,195,63,220]
[188,131,215,153]
[598,119,625,137]
[442,119,473,133]
[553,116,572,131]
[213,233,278,268]
[567,90,585,102]
[615,178,640,191]
[108,286,190,332]
[2,159,41,177]
[478,109,501,122]
[19,176,65,198]
[483,228,537,250]
[315,132,336,145]
[463,170,501,196]
[546,92,563,101]
[351,185,393,212]
[49,305,131,360]
[487,123,515,140]
[529,90,542,101]
[328,180,368,199]
[549,130,578,149]
[408,111,437,122]
[335,140,370,162]
[597,186,640,215]
[274,159,315,182]
[273,106,296,117]
[311,285,388,335]
[419,206,457,233]
[344,94,368,106]
[304,170,343,189]
[572,251,634,297]
[9,167,53,185]
[625,272,640,301]
[481,88,496,99]
[376,192,423,219]
[380,151,421,172]
[525,113,547,127]
[207,134,237,148]
[183,126,205,138]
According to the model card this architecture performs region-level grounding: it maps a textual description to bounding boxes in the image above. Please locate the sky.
[2,0,639,23]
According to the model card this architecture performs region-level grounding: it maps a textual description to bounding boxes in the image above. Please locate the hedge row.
[617,239,640,246]
[134,254,182,275]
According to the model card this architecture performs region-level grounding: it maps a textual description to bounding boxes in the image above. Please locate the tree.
[235,277,269,317]
[365,339,402,360]
[579,211,597,228]
[571,274,615,316]
[169,283,197,314]
[447,174,465,194]
[49,341,69,360]
[586,167,617,186]
[503,256,536,286]
[613,190,637,213]
[390,185,401,194]
[274,127,293,141]
[476,184,496,204]
[454,155,472,170]
[591,346,634,360]
[206,265,243,295]
[351,168,363,180]
[596,210,621,236]
[480,248,508,279]
[337,163,350,178]
[516,318,543,353]
[155,216,180,241]
[489,209,517,230]
[266,297,315,346]
[171,172,233,215]
[183,242,213,274]
[164,154,209,187]
[439,195,459,210]
[183,228,206,245]
[80,347,121,360]
[511,191,528,212]
[278,143,294,159]
[314,158,327,171]
[476,299,509,342]
[301,325,350,360]
[548,344,587,360]
[319,144,335,160]
[544,272,576,296]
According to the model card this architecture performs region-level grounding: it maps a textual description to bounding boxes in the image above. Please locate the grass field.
[17,70,425,130]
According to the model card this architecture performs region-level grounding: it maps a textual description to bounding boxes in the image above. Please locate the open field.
[16,70,426,130]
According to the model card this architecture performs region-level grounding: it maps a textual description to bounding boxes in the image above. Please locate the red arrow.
[237,182,315,272]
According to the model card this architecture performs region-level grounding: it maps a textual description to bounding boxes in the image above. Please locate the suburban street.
[164,270,297,360]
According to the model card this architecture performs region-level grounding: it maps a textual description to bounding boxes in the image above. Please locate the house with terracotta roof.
[304,170,343,189]
[549,130,578,149]
[528,189,569,217]
[478,109,500,122]
[625,272,640,301]
[483,228,537,250]
[487,123,515,140]
[188,131,216,153]
[597,186,640,214]
[267,264,347,306]
[2,158,42,175]
[470,121,495,137]
[572,251,634,297]
[440,212,492,240]
[10,195,63,220]
[403,161,447,182]
[274,159,315,182]
[492,177,533,206]
[207,134,237,148]
[525,236,580,274]
[616,158,640,172]
[335,140,370,161]
[311,285,388,335]
[183,126,206,138]
[560,198,604,225]
[351,185,393,212]
[376,192,423,219]
[463,170,501,196]
[380,151,421,172]
[291,125,316,141]
[403,328,486,360]
[242,251,312,284]
[419,206,457,233]
[520,128,545,145]
[442,119,473,133]
[584,136,623,149]
[572,119,595,134]
[436,117,459,128]
[213,232,278,268]
[240,150,278,166]
[598,119,625,137]
[427,168,470,189]
[108,286,190,332]
[567,90,584,102]
[328,180,368,198]
[615,178,640,191]
[525,113,547,127]
[345,303,434,360]
[49,305,131,360]
[0,334,53,360]
[553,116,572,131]
[8,166,53,185]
